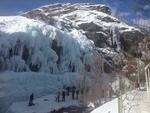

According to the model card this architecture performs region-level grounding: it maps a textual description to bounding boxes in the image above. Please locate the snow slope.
[0,71,81,113]
[90,89,145,113]
[91,98,118,113]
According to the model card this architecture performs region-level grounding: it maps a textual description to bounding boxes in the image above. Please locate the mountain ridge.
[22,3,144,73]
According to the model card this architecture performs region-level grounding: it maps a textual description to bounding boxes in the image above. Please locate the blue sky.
[0,0,149,24]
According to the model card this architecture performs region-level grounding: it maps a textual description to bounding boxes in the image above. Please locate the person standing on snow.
[28,93,34,106]
[76,89,79,99]
[66,86,70,96]
[62,90,66,102]
[72,86,76,100]
[56,92,61,102]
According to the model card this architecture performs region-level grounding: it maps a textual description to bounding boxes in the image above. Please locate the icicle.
[110,26,121,51]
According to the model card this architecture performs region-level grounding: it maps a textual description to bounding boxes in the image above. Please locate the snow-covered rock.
[22,3,144,75]
[23,3,144,55]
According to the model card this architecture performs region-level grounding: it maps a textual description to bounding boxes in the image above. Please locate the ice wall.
[0,16,96,73]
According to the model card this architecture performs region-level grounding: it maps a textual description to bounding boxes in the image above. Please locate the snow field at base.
[0,71,81,113]
[2,70,146,113]
[90,98,118,113]
[0,16,95,73]
[7,94,79,113]
[7,88,146,113]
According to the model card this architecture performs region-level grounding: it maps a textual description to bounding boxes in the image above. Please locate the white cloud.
[136,12,142,16]
[111,7,121,18]
[133,18,150,27]
[17,11,24,15]
[144,5,150,10]
[119,12,130,17]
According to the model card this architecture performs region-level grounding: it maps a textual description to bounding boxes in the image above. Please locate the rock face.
[22,3,144,73]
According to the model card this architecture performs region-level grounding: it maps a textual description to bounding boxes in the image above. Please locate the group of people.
[27,86,80,107]
[55,86,80,102]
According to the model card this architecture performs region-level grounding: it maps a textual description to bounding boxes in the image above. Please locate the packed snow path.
[90,98,118,113]
[7,94,80,113]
